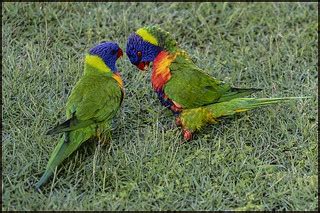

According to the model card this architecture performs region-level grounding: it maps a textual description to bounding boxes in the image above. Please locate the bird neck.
[84,54,112,75]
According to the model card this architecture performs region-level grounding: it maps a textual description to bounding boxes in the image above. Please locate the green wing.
[164,53,260,109]
[164,54,230,108]
[47,74,122,134]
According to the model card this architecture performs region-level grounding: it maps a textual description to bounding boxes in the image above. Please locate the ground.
[2,2,318,211]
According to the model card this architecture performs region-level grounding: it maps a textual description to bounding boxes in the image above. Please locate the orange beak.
[136,61,150,71]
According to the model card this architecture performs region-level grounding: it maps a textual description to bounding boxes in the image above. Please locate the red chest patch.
[151,51,176,91]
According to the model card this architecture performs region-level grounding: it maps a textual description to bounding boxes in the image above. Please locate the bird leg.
[96,128,111,146]
[170,101,182,113]
[170,101,182,127]
[179,128,193,144]
[175,116,182,127]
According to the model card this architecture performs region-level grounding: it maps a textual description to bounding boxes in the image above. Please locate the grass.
[2,2,318,211]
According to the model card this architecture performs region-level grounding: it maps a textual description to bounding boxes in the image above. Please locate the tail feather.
[218,87,262,102]
[35,126,95,190]
[35,138,66,191]
[208,96,310,118]
[181,96,310,132]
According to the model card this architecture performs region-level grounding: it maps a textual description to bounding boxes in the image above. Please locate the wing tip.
[231,87,263,92]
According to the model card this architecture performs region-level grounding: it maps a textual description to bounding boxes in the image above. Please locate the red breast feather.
[151,51,176,91]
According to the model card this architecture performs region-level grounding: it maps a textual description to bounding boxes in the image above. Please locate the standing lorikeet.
[126,26,307,141]
[35,42,124,190]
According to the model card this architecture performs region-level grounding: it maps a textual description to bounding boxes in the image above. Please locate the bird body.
[35,42,123,190]
[126,26,308,141]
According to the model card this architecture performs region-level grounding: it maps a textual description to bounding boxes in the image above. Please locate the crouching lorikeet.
[126,26,308,142]
[35,41,124,190]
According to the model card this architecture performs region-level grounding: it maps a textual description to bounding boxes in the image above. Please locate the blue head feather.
[126,33,162,65]
[89,41,121,72]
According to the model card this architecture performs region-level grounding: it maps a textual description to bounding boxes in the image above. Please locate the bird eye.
[111,49,117,55]
[137,51,142,58]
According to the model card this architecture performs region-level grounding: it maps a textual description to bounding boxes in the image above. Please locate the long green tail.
[35,126,95,191]
[181,97,310,132]
[209,97,310,118]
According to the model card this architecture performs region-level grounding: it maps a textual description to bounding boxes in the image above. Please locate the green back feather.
[143,26,178,52]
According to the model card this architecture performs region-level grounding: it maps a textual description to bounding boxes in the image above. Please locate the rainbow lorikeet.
[126,26,306,141]
[35,42,124,190]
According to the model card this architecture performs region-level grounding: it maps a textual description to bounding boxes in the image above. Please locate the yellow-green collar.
[85,54,111,73]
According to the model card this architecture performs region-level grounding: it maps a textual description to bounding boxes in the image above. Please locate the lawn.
[2,2,318,211]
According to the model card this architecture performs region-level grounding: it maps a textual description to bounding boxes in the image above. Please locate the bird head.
[88,41,123,73]
[126,26,177,71]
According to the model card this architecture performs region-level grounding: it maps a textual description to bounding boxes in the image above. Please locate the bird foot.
[179,129,193,144]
